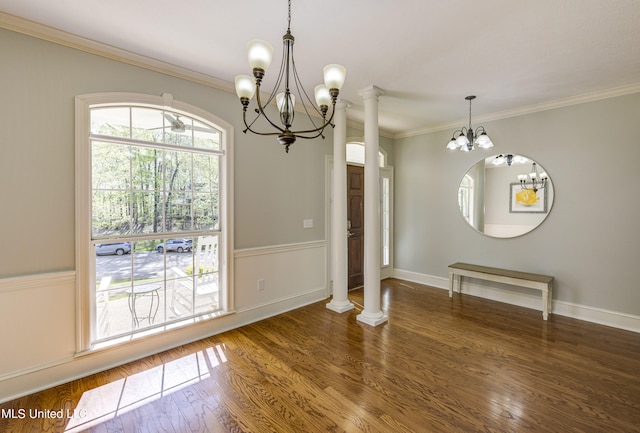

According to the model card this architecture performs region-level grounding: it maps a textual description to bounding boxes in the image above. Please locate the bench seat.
[448,262,554,320]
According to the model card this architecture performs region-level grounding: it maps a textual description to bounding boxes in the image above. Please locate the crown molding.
[4,11,637,143]
[394,82,640,139]
[0,11,235,93]
[0,11,360,132]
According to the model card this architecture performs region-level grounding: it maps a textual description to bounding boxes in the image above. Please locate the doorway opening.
[325,141,393,294]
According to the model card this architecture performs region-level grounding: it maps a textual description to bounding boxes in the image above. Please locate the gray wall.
[0,28,335,277]
[394,92,640,315]
[2,25,637,319]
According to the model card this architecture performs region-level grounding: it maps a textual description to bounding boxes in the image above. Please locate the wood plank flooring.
[1,278,639,432]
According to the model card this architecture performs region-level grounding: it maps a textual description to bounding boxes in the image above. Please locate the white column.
[357,85,388,327]
[327,101,354,313]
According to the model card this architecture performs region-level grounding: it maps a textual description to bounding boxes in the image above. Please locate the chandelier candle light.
[234,0,346,153]
[446,95,494,152]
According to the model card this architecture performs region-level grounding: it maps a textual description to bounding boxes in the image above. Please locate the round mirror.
[458,154,554,238]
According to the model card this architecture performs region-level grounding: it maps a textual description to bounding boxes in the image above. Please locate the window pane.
[346,143,365,165]
[165,192,193,232]
[193,193,217,230]
[91,107,130,138]
[382,177,390,266]
[163,113,193,147]
[92,190,131,237]
[92,142,130,190]
[131,191,163,234]
[131,107,165,142]
[130,241,167,329]
[168,274,195,318]
[164,151,193,193]
[95,250,133,339]
[96,287,134,339]
[193,120,221,151]
[193,235,219,313]
[165,130,192,147]
[193,154,218,193]
[132,147,163,193]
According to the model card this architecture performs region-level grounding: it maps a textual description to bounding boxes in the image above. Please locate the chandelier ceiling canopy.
[234,0,346,152]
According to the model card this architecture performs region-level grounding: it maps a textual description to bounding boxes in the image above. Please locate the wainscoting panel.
[0,242,329,403]
[234,240,328,312]
[0,272,76,381]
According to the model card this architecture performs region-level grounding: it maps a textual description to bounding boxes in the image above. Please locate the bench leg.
[449,272,461,297]
[542,289,549,320]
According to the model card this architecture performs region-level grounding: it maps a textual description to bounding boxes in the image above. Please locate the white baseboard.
[393,268,640,333]
[393,269,448,289]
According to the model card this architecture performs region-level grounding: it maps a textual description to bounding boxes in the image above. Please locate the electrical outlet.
[257,279,265,291]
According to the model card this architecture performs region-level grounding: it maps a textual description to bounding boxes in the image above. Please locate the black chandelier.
[234,0,346,153]
[518,162,548,192]
[446,95,494,152]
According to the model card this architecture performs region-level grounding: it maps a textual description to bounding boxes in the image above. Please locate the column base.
[326,300,355,313]
[356,311,388,327]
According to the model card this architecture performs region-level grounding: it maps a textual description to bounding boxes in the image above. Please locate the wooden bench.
[448,262,554,320]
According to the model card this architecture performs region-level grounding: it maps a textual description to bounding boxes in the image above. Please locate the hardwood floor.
[1,278,639,432]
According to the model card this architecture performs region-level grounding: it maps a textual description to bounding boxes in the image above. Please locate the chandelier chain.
[288,0,292,32]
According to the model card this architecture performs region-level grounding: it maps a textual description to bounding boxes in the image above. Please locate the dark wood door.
[347,165,364,290]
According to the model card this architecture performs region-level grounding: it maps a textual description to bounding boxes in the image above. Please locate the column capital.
[357,85,385,100]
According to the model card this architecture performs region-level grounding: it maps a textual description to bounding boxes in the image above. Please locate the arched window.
[346,141,386,167]
[75,93,232,349]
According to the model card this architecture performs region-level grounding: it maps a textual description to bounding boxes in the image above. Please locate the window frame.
[75,93,234,354]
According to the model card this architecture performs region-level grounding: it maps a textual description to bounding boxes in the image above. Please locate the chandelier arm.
[265,43,287,106]
[241,86,277,132]
[287,101,337,136]
[260,46,285,109]
[241,106,285,137]
[287,122,331,136]
[293,82,326,132]
[291,54,325,121]
[293,131,328,140]
[241,90,335,139]
[453,127,467,137]
[243,109,263,131]
[289,115,335,139]
[253,82,286,134]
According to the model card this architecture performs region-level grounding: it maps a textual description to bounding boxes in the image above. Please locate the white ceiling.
[1,0,639,137]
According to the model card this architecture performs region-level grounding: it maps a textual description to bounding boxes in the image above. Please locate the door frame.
[325,154,394,294]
